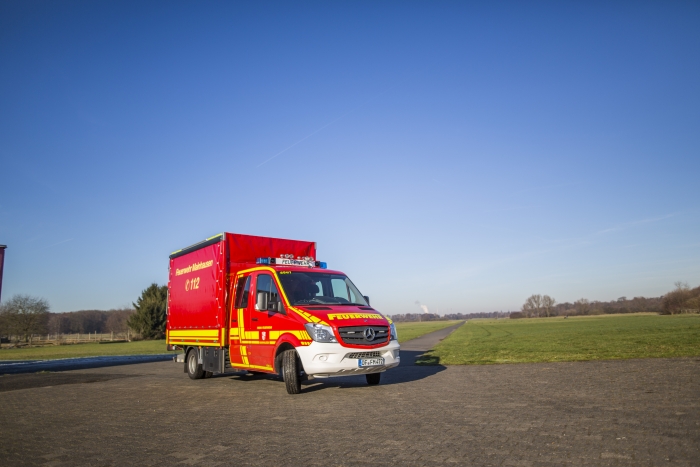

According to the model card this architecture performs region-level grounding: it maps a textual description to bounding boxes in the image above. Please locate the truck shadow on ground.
[218,350,445,393]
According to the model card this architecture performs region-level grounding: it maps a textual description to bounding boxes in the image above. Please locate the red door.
[229,274,251,367]
[245,272,287,369]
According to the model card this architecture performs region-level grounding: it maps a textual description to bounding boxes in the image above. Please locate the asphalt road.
[0,328,698,466]
[0,354,175,374]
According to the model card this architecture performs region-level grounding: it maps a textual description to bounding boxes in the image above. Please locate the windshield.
[277,271,369,306]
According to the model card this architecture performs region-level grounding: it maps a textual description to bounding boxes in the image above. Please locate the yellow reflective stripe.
[229,363,273,371]
[170,330,220,337]
[289,307,329,326]
[172,338,219,341]
[250,365,273,371]
[236,266,276,276]
[268,330,311,341]
[241,345,249,365]
[170,342,221,347]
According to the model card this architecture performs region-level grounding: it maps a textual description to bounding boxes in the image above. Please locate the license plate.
[359,357,384,367]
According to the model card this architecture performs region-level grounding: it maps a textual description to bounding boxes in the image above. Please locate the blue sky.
[1,1,698,314]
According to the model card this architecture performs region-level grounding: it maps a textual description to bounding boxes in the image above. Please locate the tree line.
[4,280,697,341]
[662,282,700,315]
[48,308,134,334]
[513,282,699,318]
[0,283,168,342]
[390,311,510,322]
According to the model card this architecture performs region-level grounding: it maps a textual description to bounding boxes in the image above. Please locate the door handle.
[252,318,258,322]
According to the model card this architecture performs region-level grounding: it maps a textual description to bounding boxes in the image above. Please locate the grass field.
[0,340,178,361]
[395,320,462,343]
[0,321,459,360]
[417,313,700,365]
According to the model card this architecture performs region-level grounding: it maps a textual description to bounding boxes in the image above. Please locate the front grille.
[346,351,381,359]
[338,326,389,346]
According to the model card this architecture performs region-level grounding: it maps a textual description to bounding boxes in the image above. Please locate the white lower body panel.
[296,340,400,378]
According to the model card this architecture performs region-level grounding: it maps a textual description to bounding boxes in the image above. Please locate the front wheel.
[366,373,381,385]
[187,349,205,380]
[282,349,302,394]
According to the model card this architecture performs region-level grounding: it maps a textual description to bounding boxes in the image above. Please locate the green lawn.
[0,340,179,361]
[417,314,700,365]
[0,321,459,360]
[395,320,462,343]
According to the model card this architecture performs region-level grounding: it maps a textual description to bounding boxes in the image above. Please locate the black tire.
[187,348,205,380]
[282,349,301,394]
[366,373,381,385]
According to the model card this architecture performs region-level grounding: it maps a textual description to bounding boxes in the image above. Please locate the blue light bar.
[256,257,270,265]
[316,261,327,269]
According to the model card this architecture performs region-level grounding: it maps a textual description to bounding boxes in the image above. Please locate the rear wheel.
[187,349,205,380]
[366,373,381,385]
[282,349,301,394]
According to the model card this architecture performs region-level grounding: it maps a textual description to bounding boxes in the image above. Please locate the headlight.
[304,323,338,343]
[390,323,398,341]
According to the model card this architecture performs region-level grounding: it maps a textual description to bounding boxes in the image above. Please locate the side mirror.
[363,296,370,306]
[256,292,268,311]
[275,301,286,314]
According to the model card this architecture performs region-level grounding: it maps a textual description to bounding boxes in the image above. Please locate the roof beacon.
[256,257,324,268]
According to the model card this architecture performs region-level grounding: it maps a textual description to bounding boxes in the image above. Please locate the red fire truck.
[166,233,400,394]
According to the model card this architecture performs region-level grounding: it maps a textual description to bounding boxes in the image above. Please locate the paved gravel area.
[0,335,698,466]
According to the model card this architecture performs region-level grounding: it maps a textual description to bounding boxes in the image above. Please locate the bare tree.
[106,308,134,334]
[542,295,556,317]
[662,282,698,315]
[522,294,543,317]
[47,313,70,334]
[0,294,50,342]
[574,298,590,315]
[685,295,700,313]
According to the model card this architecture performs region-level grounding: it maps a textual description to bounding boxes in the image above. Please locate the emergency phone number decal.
[185,277,200,291]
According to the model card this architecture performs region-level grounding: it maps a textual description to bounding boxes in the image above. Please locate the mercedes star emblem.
[364,327,376,341]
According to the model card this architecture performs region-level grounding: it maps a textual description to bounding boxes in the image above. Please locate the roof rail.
[169,233,223,259]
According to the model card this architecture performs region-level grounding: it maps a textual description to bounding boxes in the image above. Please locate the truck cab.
[166,233,400,394]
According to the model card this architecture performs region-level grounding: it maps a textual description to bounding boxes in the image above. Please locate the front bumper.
[296,340,400,378]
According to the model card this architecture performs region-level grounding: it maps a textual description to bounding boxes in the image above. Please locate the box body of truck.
[166,233,399,393]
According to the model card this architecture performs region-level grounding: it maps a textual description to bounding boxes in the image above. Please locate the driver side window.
[256,274,281,311]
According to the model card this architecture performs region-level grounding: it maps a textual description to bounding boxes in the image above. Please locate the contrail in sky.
[255,92,385,168]
[41,238,73,250]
